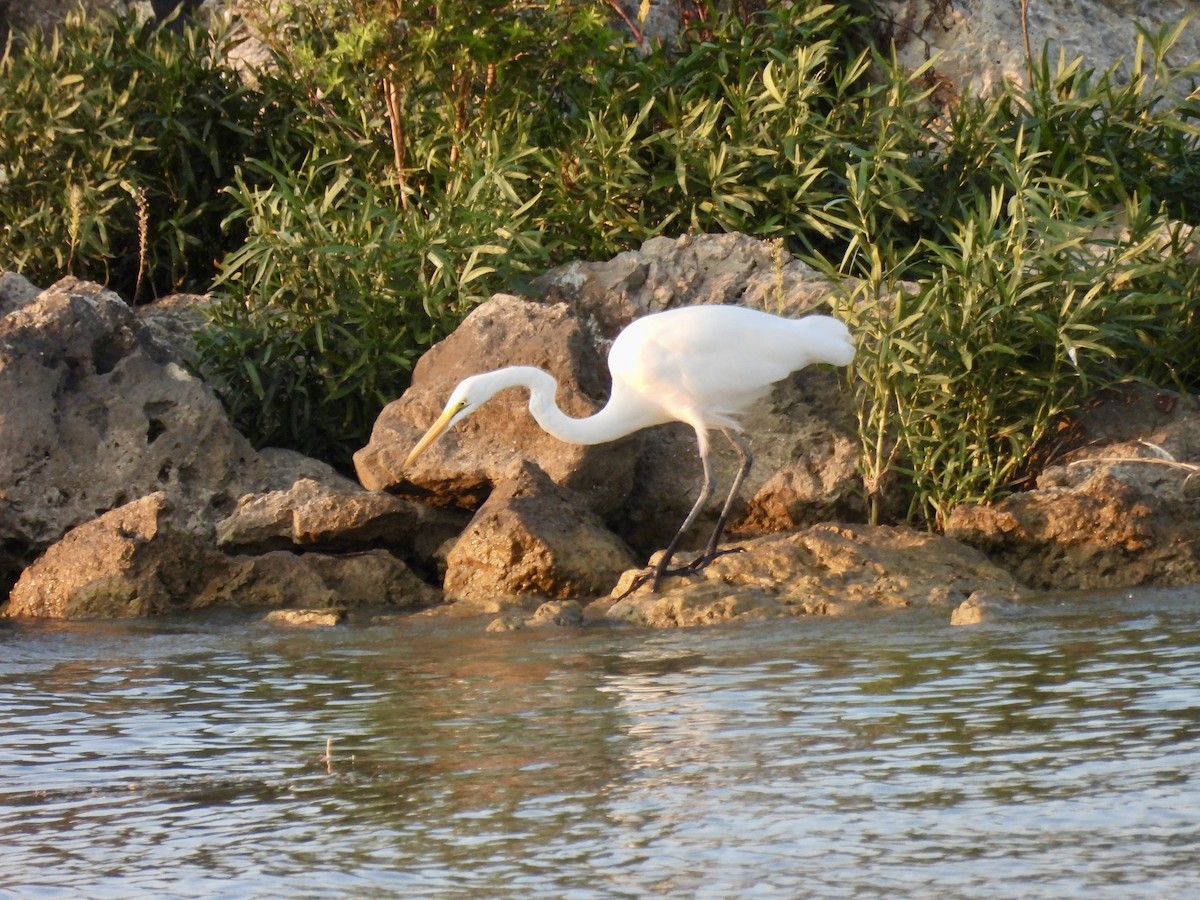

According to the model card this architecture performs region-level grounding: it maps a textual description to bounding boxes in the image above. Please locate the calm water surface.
[2,587,1199,898]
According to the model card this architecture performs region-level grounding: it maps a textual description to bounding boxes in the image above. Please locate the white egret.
[404,304,855,592]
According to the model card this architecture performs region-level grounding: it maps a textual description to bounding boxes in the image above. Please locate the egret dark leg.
[649,443,718,592]
[695,428,752,565]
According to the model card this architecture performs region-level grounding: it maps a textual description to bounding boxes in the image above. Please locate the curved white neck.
[478,366,663,446]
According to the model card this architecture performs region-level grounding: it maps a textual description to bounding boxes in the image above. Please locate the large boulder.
[0,277,339,593]
[946,389,1200,590]
[355,293,638,516]
[534,233,863,552]
[442,462,637,609]
[532,231,847,338]
[5,493,219,618]
[604,523,1020,627]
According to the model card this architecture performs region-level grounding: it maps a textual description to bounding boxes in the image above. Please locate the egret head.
[403,373,499,468]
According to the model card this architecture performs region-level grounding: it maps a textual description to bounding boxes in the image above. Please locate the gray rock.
[532,232,847,339]
[0,271,40,318]
[879,0,1200,102]
[0,277,399,615]
[0,278,255,552]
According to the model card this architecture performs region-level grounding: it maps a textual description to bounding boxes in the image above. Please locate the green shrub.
[0,7,259,298]
[3,2,1199,523]
[835,24,1200,526]
[199,141,547,464]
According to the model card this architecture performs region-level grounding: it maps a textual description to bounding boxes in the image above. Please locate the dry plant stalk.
[383,72,409,209]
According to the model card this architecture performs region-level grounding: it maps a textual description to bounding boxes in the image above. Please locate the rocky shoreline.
[2,234,1198,628]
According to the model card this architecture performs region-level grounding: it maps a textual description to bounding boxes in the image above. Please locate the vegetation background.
[2,0,1198,527]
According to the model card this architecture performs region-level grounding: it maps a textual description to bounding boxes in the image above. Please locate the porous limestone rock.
[945,388,1200,591]
[0,276,408,616]
[604,523,1020,627]
[355,293,639,517]
[532,231,847,339]
[442,462,637,608]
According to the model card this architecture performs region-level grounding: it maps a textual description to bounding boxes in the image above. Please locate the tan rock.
[354,294,637,516]
[950,590,1030,626]
[262,608,347,627]
[216,477,466,559]
[946,389,1200,591]
[4,493,217,618]
[194,550,439,610]
[605,524,1018,627]
[443,462,637,606]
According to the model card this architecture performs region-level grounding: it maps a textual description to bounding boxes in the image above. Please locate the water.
[3,587,1200,898]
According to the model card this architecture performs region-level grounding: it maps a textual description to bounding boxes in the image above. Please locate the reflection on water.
[2,588,1199,897]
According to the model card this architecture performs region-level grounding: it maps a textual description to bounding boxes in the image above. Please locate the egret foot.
[671,545,746,575]
[612,547,746,600]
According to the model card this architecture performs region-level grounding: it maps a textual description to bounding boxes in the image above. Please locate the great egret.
[404,304,855,592]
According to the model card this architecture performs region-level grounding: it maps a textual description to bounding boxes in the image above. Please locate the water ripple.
[2,591,1200,897]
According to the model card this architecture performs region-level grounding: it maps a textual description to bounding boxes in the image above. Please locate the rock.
[604,524,1019,627]
[946,389,1200,591]
[0,271,40,317]
[4,488,439,618]
[534,234,862,554]
[528,598,586,626]
[878,0,1200,103]
[0,278,254,555]
[193,549,440,611]
[949,590,1031,626]
[485,599,586,632]
[134,292,212,370]
[262,608,346,627]
[443,462,637,607]
[355,293,638,516]
[485,614,528,632]
[4,493,219,618]
[215,477,466,561]
[0,276,418,616]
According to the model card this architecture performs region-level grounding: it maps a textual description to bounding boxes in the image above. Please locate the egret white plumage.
[404,304,855,592]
